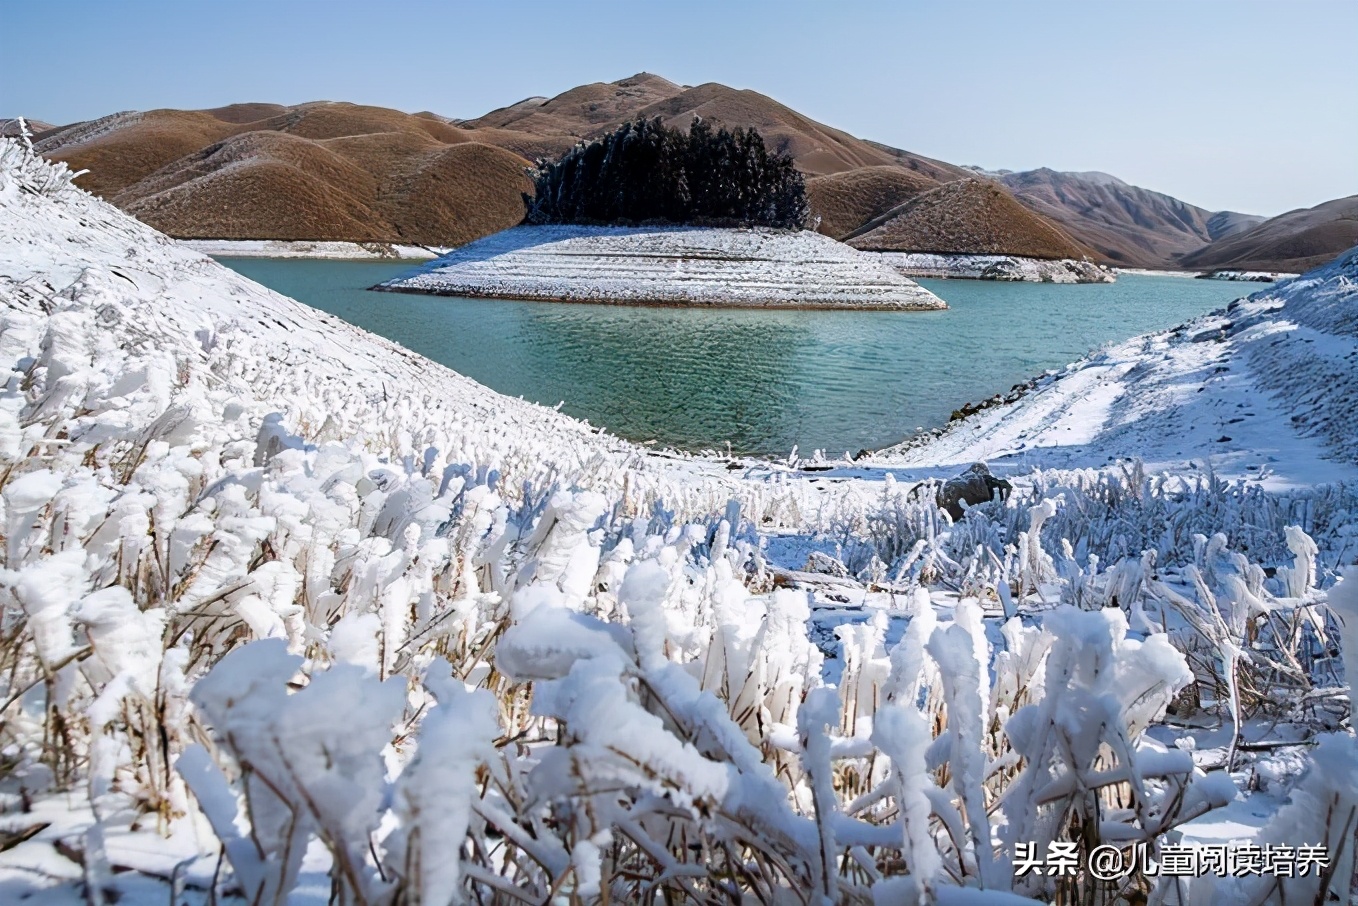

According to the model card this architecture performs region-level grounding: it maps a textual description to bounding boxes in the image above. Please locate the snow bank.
[873,251,1114,283]
[882,246,1358,488]
[376,224,948,309]
[1115,268,1199,278]
[180,239,450,260]
[1199,269,1299,282]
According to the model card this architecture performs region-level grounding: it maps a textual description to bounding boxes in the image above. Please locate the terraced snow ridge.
[376,224,948,309]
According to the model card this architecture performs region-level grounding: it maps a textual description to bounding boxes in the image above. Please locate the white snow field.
[376,224,948,309]
[872,252,1114,283]
[2,137,1357,905]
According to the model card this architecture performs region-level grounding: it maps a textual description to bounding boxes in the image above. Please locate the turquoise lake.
[216,258,1254,457]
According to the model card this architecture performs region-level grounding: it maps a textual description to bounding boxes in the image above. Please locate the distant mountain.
[1205,210,1264,242]
[1179,195,1358,273]
[463,72,684,135]
[29,75,1189,260]
[845,179,1093,260]
[455,72,684,162]
[996,168,1264,267]
[467,75,976,183]
[2,118,56,138]
[35,103,532,246]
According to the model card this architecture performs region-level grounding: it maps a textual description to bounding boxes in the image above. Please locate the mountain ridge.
[995,167,1265,267]
[27,75,1348,269]
[1179,195,1358,273]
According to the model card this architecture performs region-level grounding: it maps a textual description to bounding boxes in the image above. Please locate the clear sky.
[3,0,1354,215]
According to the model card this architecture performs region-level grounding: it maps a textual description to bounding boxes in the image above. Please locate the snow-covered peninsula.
[871,251,1114,283]
[376,224,947,309]
[3,138,1357,906]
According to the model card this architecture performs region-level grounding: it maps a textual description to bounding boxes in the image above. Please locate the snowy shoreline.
[1114,267,1200,278]
[181,238,451,260]
[876,248,1358,488]
[872,251,1114,283]
[1198,269,1300,282]
[377,224,947,310]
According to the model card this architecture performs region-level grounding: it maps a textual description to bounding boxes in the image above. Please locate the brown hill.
[846,178,1094,259]
[864,141,986,184]
[255,102,472,144]
[202,103,290,124]
[631,83,893,175]
[376,142,536,247]
[451,126,578,165]
[997,168,1265,267]
[28,76,1096,254]
[633,83,976,179]
[807,166,939,239]
[116,131,388,240]
[36,102,533,246]
[1179,195,1358,273]
[37,110,237,198]
[463,74,975,183]
[466,72,684,134]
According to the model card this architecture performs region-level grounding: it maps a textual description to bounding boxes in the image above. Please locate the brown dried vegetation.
[847,178,1094,260]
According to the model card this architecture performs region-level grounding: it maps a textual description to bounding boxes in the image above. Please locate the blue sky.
[3,0,1354,215]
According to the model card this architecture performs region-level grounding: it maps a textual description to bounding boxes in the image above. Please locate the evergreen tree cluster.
[526,117,808,229]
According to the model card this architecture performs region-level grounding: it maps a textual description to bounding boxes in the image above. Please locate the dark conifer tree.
[526,117,807,229]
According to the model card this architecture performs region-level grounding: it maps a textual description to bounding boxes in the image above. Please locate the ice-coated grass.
[2,138,1356,905]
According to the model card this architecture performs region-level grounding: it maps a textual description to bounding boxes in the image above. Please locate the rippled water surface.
[217,257,1253,456]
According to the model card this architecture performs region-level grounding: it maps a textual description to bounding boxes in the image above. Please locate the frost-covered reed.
[2,138,1356,905]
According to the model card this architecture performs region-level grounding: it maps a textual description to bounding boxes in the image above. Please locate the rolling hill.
[464,74,975,182]
[806,166,940,240]
[32,74,1308,266]
[28,78,1033,253]
[34,102,534,246]
[845,179,1094,260]
[463,72,683,135]
[996,168,1265,267]
[1178,195,1358,273]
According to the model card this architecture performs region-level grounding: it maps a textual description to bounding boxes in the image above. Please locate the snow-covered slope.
[377,224,947,309]
[0,143,810,524]
[880,251,1358,489]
